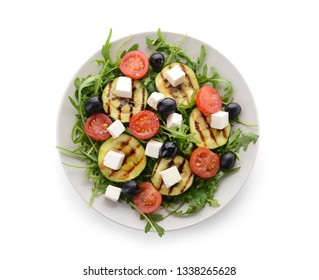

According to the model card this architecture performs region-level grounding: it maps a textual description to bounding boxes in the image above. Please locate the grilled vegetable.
[151,155,194,196]
[102,78,147,123]
[155,62,199,105]
[98,134,147,182]
[189,108,231,149]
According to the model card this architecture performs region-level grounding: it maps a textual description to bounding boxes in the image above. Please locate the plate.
[56,31,259,232]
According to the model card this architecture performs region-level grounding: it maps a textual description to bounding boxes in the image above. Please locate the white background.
[1,0,318,279]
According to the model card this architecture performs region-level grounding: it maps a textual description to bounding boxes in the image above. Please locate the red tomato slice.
[119,50,149,79]
[84,113,113,141]
[133,182,162,214]
[196,85,222,115]
[190,147,220,179]
[129,110,159,140]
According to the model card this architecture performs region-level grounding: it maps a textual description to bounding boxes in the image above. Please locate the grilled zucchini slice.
[190,108,231,149]
[155,62,199,105]
[98,134,146,182]
[102,78,147,123]
[151,155,194,196]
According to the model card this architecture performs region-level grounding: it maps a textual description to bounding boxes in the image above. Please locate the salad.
[57,29,258,237]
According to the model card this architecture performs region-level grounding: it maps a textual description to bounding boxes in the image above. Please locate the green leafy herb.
[129,202,165,237]
[216,128,259,156]
[197,65,234,103]
[159,124,200,156]
[177,90,197,119]
[163,168,239,215]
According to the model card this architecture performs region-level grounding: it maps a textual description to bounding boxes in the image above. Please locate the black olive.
[157,98,177,116]
[224,102,242,118]
[160,141,178,159]
[84,96,103,116]
[121,180,140,197]
[149,52,165,70]
[220,152,236,169]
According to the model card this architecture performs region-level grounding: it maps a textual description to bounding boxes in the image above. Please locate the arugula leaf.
[159,123,200,156]
[164,168,239,215]
[197,66,234,103]
[142,213,165,236]
[234,131,259,152]
[146,28,187,66]
[128,202,165,237]
[217,128,259,155]
[177,90,197,119]
[102,29,113,62]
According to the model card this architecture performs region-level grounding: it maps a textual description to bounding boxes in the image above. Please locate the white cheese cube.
[166,113,182,129]
[147,91,165,110]
[165,65,185,87]
[116,76,132,98]
[107,119,125,138]
[210,111,229,130]
[103,150,125,170]
[159,166,182,188]
[145,140,163,159]
[104,185,121,202]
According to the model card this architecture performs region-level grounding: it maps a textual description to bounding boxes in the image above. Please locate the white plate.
[56,31,259,232]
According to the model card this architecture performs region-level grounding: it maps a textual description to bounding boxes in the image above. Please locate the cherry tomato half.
[119,50,149,79]
[190,147,220,179]
[196,85,222,115]
[133,182,162,214]
[84,113,113,141]
[129,110,159,140]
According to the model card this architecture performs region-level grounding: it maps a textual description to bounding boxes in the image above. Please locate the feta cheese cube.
[166,113,182,129]
[103,150,125,170]
[107,119,125,138]
[116,76,132,98]
[145,140,163,159]
[210,111,229,130]
[159,166,182,188]
[165,65,185,87]
[147,91,165,110]
[104,185,121,202]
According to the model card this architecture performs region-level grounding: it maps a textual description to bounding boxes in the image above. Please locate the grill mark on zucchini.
[98,134,146,182]
[180,63,195,104]
[125,156,145,175]
[111,151,144,179]
[158,158,175,193]
[172,158,187,195]
[182,172,193,193]
[177,84,188,101]
[177,158,186,173]
[199,112,218,144]
[151,155,194,196]
[195,120,206,145]
[160,72,166,81]
[117,139,131,150]
[190,108,231,149]
[108,80,114,92]
[140,87,146,112]
[155,63,199,106]
[102,78,147,123]
[105,80,113,115]
[180,63,195,90]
